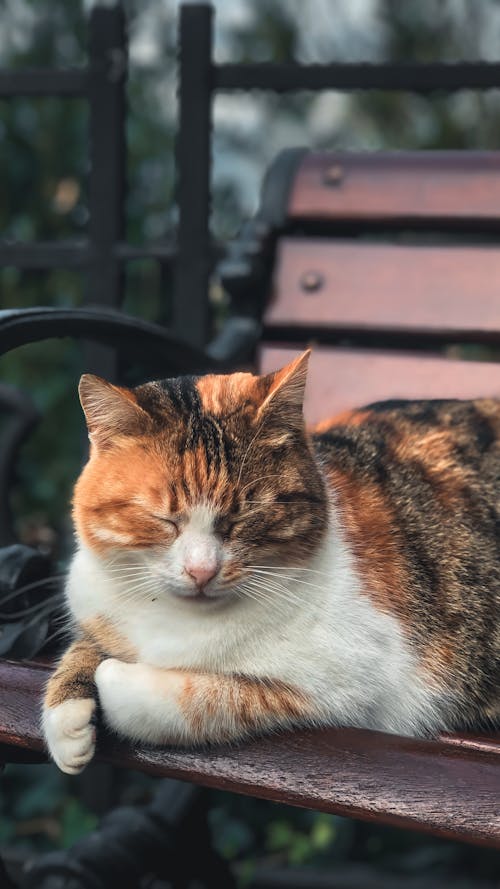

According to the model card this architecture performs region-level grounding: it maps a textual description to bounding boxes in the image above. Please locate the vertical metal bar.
[86,5,127,380]
[174,3,213,348]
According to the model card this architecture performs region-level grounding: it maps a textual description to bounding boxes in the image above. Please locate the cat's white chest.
[123,599,247,669]
[117,593,311,679]
[67,533,448,737]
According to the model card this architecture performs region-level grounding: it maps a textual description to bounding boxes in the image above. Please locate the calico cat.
[42,351,500,774]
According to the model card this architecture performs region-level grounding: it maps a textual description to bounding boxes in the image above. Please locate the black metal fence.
[0,8,127,318]
[1,0,500,503]
[3,3,500,353]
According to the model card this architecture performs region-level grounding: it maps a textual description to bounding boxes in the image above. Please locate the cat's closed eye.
[150,516,179,537]
[215,517,238,542]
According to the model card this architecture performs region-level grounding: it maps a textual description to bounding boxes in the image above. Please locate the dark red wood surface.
[289,152,500,223]
[2,658,500,847]
[260,346,500,425]
[265,239,500,341]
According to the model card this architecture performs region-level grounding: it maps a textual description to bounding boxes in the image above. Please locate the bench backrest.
[237,150,500,423]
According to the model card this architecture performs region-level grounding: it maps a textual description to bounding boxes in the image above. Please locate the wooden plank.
[259,346,500,425]
[1,659,500,847]
[265,239,500,342]
[289,152,500,223]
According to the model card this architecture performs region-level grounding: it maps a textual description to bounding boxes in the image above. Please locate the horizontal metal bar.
[115,243,177,262]
[0,69,89,98]
[0,241,91,269]
[0,241,178,269]
[4,61,500,101]
[215,62,500,93]
[0,241,225,270]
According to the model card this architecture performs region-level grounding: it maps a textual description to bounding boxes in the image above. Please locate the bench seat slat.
[266,239,500,342]
[1,659,500,847]
[260,345,500,424]
[290,152,500,223]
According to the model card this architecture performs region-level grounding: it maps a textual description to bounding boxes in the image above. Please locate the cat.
[42,350,500,774]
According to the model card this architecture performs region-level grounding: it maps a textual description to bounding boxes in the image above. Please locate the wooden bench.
[2,150,500,852]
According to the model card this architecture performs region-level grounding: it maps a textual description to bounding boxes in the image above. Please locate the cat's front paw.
[42,698,96,775]
[95,658,136,736]
[95,658,188,744]
[95,658,128,706]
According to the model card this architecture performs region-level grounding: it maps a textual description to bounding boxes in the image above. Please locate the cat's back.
[313,397,500,494]
[311,397,500,726]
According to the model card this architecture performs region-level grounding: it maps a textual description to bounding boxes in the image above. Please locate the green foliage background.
[2,0,500,884]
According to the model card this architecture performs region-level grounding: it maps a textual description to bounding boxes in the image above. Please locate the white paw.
[95,658,136,735]
[95,658,128,706]
[95,658,188,744]
[42,698,96,775]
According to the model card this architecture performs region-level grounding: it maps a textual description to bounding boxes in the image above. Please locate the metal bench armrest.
[0,306,260,371]
[0,307,213,374]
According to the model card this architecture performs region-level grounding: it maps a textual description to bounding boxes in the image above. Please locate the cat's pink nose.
[185,563,219,589]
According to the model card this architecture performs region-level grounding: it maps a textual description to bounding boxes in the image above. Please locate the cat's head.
[73,351,327,607]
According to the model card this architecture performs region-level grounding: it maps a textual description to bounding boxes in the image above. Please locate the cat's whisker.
[241,501,317,508]
[244,573,332,613]
[250,565,332,588]
[19,603,67,633]
[240,586,306,623]
[104,564,149,572]
[235,583,262,602]
[104,566,150,576]
[0,592,64,620]
[246,586,304,612]
[244,578,351,641]
[248,564,334,578]
[249,570,315,592]
[237,583,275,609]
[243,577,305,610]
[105,563,148,569]
[232,586,262,607]
[50,608,74,628]
[236,578,272,600]
[105,569,150,579]
[250,568,330,594]
[122,578,162,595]
[239,474,283,495]
[0,575,64,608]
[102,559,149,572]
[236,413,274,486]
[107,581,150,591]
[39,625,71,652]
[106,579,152,594]
[118,582,160,600]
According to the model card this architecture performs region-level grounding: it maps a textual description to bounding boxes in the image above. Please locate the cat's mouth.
[186,591,217,603]
[171,588,231,605]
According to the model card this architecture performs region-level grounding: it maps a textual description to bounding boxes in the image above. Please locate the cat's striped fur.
[43,352,500,773]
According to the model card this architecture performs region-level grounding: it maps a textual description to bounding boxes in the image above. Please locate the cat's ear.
[79,374,149,447]
[257,350,310,425]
